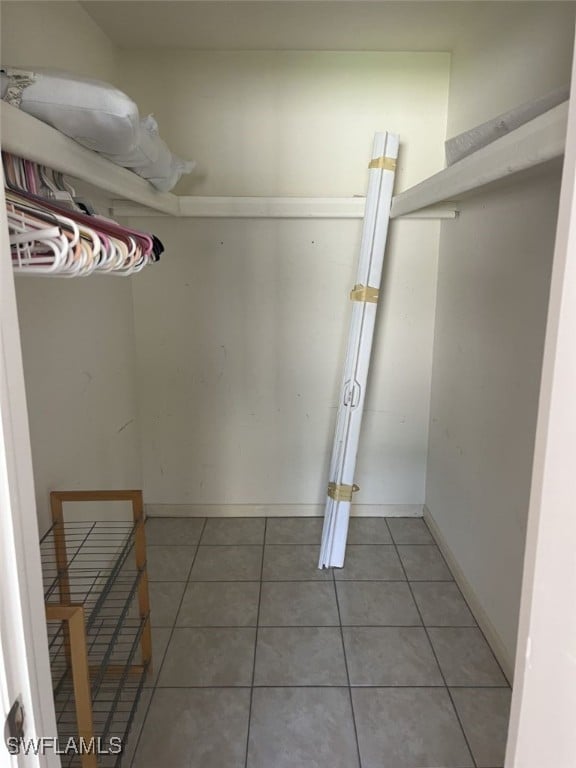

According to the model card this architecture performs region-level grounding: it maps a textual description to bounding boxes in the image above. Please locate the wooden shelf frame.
[45,604,96,768]
[2,100,569,222]
[44,490,152,768]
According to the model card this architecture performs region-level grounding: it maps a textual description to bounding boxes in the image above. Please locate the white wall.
[0,1,117,83]
[118,51,450,509]
[15,277,142,533]
[427,171,561,672]
[426,4,575,673]
[128,216,439,509]
[447,3,576,138]
[116,50,448,196]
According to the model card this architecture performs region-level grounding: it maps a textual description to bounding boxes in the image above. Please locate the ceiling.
[80,1,573,51]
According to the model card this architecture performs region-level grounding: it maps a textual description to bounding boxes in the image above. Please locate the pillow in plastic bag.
[130,116,196,192]
[99,115,160,168]
[100,114,195,191]
[144,155,196,192]
[1,67,196,192]
[1,67,140,155]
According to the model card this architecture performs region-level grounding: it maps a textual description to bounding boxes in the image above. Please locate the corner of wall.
[423,505,514,682]
[0,1,119,83]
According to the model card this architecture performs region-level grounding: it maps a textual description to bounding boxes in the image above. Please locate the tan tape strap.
[327,482,360,502]
[350,284,379,304]
[368,156,397,171]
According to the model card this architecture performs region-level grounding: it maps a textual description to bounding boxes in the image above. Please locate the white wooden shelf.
[2,100,568,222]
[0,103,453,220]
[112,198,457,219]
[391,101,569,218]
[0,102,179,216]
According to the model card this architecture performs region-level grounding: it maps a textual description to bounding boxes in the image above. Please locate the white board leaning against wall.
[320,130,399,568]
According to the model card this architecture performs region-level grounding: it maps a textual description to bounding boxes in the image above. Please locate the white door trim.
[0,180,59,766]
[505,25,576,768]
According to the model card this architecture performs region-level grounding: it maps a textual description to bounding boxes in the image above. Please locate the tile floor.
[125,516,512,768]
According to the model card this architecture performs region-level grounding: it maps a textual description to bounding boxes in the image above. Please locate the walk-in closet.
[1,2,576,767]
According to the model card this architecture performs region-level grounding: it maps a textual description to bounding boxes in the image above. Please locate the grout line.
[196,542,265,548]
[186,578,333,583]
[244,517,267,768]
[148,579,261,585]
[344,541,440,547]
[338,580,454,585]
[163,623,479,629]
[333,569,363,768]
[389,518,479,768]
[128,518,208,768]
[150,577,464,584]
[146,683,511,690]
[267,542,445,548]
[265,543,326,547]
[147,542,448,548]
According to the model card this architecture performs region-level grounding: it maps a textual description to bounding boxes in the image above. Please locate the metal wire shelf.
[41,491,152,768]
[41,520,137,625]
[50,618,149,768]
[46,565,144,700]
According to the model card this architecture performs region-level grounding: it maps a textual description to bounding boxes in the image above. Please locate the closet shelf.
[391,101,569,218]
[41,519,139,631]
[1,102,455,220]
[3,100,567,221]
[0,102,179,216]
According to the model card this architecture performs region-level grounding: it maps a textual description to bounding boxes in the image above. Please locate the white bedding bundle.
[445,86,569,166]
[0,67,195,192]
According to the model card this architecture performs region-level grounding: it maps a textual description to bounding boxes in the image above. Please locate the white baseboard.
[423,505,514,683]
[145,503,424,518]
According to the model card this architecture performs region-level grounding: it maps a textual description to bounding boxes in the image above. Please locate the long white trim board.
[145,503,424,518]
[112,198,457,220]
[319,130,399,569]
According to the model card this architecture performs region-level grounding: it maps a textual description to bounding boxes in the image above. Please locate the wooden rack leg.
[46,605,97,768]
[51,493,72,668]
[132,491,152,673]
[50,494,71,604]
